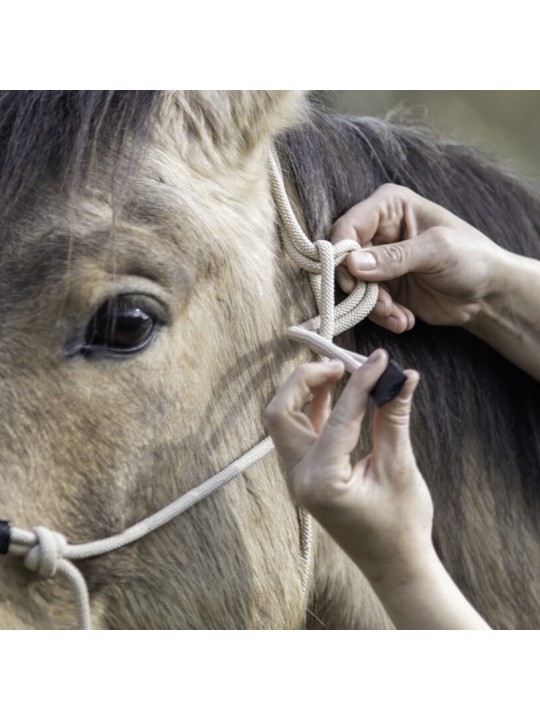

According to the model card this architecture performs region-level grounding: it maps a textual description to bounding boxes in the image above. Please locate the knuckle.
[380,391,414,426]
[264,399,283,428]
[380,242,406,267]
[377,183,413,202]
[330,216,346,233]
[430,225,454,250]
[293,478,317,509]
[292,363,313,381]
[312,474,356,514]
[295,474,339,513]
[378,182,401,195]
[289,460,321,508]
[386,409,410,428]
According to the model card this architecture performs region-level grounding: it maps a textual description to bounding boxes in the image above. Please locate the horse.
[0,90,538,629]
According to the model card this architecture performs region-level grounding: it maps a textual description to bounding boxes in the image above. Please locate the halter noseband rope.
[0,146,383,629]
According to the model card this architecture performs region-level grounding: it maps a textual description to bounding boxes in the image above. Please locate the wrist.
[465,249,540,380]
[367,547,490,630]
[365,542,441,596]
[466,248,531,335]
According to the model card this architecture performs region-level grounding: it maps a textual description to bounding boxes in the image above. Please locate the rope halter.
[0,144,387,629]
[267,148,379,342]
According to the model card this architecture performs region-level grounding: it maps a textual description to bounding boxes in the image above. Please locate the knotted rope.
[0,145,378,629]
[6,436,276,629]
[267,147,378,597]
[266,149,379,340]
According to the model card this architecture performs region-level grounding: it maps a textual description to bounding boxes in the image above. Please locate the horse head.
[2,91,540,630]
[0,91,357,628]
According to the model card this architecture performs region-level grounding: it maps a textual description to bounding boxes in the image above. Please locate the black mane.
[281,106,540,627]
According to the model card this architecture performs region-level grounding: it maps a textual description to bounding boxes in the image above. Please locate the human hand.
[331,184,509,333]
[265,351,434,585]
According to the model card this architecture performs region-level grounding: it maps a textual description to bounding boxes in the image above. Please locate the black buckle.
[371,359,408,407]
[0,520,11,554]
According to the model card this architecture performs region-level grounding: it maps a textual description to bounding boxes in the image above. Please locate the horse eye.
[82,296,157,356]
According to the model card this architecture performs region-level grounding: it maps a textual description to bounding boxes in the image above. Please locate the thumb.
[346,233,439,282]
[372,369,420,462]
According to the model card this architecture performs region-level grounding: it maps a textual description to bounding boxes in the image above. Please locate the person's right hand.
[264,351,433,585]
[331,184,510,333]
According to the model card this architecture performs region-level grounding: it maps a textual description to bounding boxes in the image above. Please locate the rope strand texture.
[267,147,378,597]
[267,149,379,338]
[4,146,378,630]
[8,436,275,629]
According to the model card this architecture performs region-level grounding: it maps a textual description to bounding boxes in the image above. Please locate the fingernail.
[350,251,376,272]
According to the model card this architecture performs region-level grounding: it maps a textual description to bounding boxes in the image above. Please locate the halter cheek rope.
[0,146,405,629]
[1,437,277,629]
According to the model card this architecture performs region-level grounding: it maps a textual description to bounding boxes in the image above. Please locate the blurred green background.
[313,91,540,185]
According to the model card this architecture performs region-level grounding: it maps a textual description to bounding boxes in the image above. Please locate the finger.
[335,265,355,294]
[345,230,440,282]
[308,377,334,435]
[331,184,453,249]
[372,369,420,462]
[330,187,409,246]
[265,361,345,466]
[398,303,416,331]
[316,349,389,460]
[331,218,361,244]
[369,302,416,334]
[371,286,394,317]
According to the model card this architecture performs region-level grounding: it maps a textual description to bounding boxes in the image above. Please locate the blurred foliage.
[312,91,540,185]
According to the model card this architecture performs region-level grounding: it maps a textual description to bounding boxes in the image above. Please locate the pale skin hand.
[331,184,540,381]
[265,353,490,630]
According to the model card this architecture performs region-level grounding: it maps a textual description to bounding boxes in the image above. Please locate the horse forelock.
[0,91,160,222]
[0,90,306,222]
[155,91,307,171]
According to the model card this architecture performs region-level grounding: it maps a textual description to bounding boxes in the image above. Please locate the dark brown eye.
[83,296,157,356]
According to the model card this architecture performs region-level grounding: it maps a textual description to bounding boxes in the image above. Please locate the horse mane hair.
[0,91,161,221]
[279,106,540,624]
[1,91,539,625]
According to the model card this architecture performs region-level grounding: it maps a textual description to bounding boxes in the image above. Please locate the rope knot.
[24,526,67,578]
[268,150,379,342]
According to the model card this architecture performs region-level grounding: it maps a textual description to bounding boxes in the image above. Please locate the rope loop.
[268,148,379,342]
[24,526,67,578]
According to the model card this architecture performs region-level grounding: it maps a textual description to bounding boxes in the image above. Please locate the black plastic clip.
[370,359,408,407]
[0,520,11,554]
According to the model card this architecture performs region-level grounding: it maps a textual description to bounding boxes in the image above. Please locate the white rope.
[287,325,374,374]
[267,149,379,338]
[7,436,275,629]
[267,147,378,600]
[2,145,378,630]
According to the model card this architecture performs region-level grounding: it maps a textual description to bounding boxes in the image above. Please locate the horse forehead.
[0,228,192,304]
[0,134,276,311]
[0,184,211,298]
